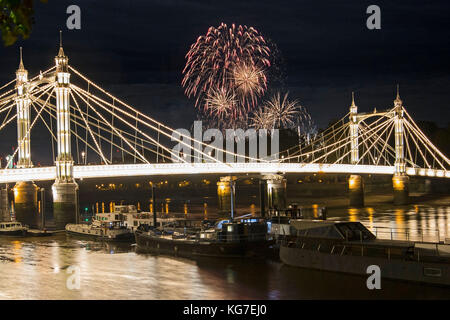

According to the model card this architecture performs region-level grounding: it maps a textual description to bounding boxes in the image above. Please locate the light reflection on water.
[0,205,449,299]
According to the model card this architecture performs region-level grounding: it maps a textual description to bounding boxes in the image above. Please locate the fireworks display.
[265,92,300,128]
[204,86,237,119]
[183,23,316,136]
[251,92,317,137]
[251,105,273,130]
[232,62,266,104]
[182,23,270,121]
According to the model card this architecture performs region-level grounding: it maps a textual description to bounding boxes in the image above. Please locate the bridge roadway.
[0,163,448,183]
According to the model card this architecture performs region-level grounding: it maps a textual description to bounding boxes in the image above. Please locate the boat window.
[336,222,375,240]
[299,226,343,239]
[270,216,290,224]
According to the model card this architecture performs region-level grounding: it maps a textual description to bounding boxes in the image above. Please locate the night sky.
[0,0,449,164]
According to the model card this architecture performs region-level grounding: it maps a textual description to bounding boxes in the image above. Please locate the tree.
[0,0,47,46]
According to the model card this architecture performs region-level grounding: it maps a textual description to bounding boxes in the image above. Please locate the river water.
[1,204,450,299]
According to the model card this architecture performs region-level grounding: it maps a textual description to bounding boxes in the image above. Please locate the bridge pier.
[0,186,11,222]
[52,182,79,229]
[13,181,39,228]
[392,174,409,205]
[348,174,364,207]
[259,180,266,217]
[217,176,236,216]
[264,175,287,211]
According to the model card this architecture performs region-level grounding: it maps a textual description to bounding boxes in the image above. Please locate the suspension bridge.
[0,38,449,228]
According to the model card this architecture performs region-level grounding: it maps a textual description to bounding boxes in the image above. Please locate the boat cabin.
[95,205,151,230]
[268,204,327,220]
[290,220,376,241]
[113,205,138,214]
[207,218,267,242]
[0,222,23,230]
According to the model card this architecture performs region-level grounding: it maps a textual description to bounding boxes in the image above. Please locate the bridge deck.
[0,163,448,183]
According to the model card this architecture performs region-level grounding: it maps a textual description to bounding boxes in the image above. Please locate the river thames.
[1,201,449,300]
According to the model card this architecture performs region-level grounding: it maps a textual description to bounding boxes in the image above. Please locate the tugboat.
[0,221,28,236]
[66,214,134,242]
[135,218,272,258]
[280,219,450,286]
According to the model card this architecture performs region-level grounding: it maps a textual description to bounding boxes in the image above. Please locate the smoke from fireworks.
[182,23,270,121]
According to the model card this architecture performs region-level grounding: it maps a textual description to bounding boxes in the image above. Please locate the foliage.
[0,0,47,46]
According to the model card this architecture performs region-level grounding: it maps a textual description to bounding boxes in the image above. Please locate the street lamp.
[81,151,86,164]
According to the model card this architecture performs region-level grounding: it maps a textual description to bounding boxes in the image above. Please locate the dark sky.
[0,0,449,163]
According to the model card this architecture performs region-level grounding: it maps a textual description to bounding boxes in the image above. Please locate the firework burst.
[264,92,300,129]
[251,106,273,130]
[182,23,270,121]
[232,62,266,105]
[204,86,237,118]
[251,92,317,137]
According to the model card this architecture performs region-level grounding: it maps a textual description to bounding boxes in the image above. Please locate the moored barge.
[280,219,450,286]
[135,218,273,258]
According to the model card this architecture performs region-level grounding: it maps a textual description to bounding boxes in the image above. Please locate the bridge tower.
[392,87,409,205]
[51,36,79,229]
[348,93,364,207]
[13,48,40,228]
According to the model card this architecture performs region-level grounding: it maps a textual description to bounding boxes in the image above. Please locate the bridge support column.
[0,186,10,222]
[259,180,267,218]
[217,176,236,216]
[348,175,364,207]
[151,182,156,227]
[392,174,409,205]
[13,181,39,228]
[39,188,46,229]
[52,182,79,229]
[264,175,287,211]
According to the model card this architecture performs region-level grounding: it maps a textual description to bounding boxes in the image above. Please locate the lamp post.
[81,151,86,165]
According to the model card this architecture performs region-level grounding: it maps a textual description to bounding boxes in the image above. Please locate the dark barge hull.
[280,245,450,287]
[0,230,27,237]
[66,230,134,242]
[135,231,271,258]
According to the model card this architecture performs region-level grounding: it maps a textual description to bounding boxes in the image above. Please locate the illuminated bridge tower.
[52,39,79,229]
[13,48,39,228]
[348,93,364,207]
[392,88,409,205]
